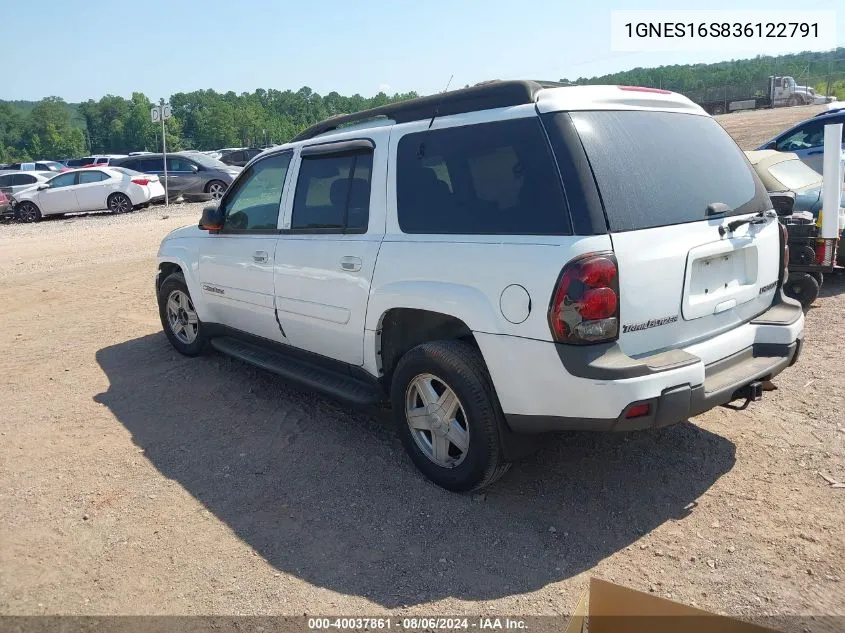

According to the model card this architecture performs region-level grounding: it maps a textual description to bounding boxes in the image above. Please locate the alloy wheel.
[166,289,199,344]
[405,373,470,468]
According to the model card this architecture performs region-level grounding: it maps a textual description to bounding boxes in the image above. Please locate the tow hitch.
[722,381,764,411]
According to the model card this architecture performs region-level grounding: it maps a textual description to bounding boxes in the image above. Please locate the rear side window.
[291,151,373,232]
[139,157,164,172]
[397,118,569,235]
[569,111,763,231]
[78,171,108,184]
[12,174,36,185]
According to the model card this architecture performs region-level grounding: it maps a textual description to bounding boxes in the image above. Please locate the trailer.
[687,76,834,116]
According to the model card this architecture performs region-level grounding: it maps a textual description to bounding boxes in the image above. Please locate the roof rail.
[290,80,548,142]
[814,107,845,117]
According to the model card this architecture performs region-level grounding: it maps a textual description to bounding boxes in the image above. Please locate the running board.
[209,336,384,406]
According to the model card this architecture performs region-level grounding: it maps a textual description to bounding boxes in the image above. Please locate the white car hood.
[163,224,204,241]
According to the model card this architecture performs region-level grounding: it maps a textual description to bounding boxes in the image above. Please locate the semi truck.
[686,76,834,116]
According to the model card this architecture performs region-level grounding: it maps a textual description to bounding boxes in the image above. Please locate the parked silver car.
[111,152,241,200]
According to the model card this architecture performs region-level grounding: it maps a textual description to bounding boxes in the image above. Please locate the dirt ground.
[1,108,843,632]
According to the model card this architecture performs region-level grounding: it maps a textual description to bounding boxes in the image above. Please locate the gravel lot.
[1,108,843,631]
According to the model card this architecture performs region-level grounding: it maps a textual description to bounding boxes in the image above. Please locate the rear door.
[566,109,781,357]
[75,170,113,210]
[273,139,383,366]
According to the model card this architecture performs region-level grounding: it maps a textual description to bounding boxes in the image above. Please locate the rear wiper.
[706,202,731,217]
[718,210,775,237]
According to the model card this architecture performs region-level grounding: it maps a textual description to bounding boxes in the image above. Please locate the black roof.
[290,80,563,142]
[814,107,845,118]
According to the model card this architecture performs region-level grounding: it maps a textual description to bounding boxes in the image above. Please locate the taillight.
[131,178,150,186]
[548,253,619,344]
[779,223,789,284]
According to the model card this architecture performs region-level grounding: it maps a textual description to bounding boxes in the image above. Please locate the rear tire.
[206,180,227,201]
[785,272,820,310]
[108,192,132,214]
[390,340,510,492]
[157,271,207,356]
[711,103,726,115]
[16,201,42,223]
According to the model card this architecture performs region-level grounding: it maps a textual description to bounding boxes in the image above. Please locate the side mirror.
[37,184,49,190]
[770,192,796,216]
[765,141,778,150]
[191,164,199,173]
[199,204,224,232]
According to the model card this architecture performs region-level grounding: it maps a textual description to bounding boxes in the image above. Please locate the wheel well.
[378,308,476,380]
[157,262,182,291]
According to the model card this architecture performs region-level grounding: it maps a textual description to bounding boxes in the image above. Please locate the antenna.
[428,74,454,129]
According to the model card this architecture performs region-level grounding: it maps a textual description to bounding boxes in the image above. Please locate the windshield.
[183,152,229,169]
[767,159,823,191]
[568,110,764,231]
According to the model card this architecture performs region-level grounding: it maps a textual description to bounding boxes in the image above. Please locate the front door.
[38,171,80,215]
[166,156,203,197]
[273,141,382,366]
[198,150,293,343]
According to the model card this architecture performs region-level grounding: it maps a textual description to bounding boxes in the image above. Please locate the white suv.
[156,81,804,491]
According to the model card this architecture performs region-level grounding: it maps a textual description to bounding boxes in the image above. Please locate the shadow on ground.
[95,333,736,607]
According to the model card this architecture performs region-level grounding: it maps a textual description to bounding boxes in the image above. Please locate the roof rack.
[290,80,553,142]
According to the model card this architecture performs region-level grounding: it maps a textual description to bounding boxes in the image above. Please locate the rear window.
[396,118,570,235]
[569,111,763,231]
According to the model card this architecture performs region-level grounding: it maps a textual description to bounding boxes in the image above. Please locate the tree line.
[0,88,418,162]
[2,48,843,163]
[565,48,845,99]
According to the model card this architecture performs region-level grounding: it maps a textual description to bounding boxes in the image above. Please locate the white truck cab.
[157,80,804,491]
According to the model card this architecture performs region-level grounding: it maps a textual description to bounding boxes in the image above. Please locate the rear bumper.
[477,292,804,434]
[505,338,801,433]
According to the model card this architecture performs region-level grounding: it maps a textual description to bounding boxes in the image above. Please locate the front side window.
[291,151,373,231]
[776,121,825,151]
[396,118,569,235]
[78,171,108,184]
[48,173,76,188]
[167,157,194,172]
[221,152,292,231]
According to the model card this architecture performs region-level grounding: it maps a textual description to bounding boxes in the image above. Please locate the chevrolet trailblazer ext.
[156,81,804,491]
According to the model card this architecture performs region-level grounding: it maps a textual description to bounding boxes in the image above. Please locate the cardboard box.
[564,578,782,633]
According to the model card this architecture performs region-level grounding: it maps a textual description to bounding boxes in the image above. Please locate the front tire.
[108,192,132,214]
[206,180,227,201]
[16,201,42,223]
[158,272,207,356]
[785,272,820,310]
[390,340,510,492]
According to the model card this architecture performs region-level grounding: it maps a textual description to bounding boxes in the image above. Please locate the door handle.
[339,256,362,272]
[253,250,269,263]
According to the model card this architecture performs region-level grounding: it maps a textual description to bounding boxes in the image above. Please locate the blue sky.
[2,0,842,102]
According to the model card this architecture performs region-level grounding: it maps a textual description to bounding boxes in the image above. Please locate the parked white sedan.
[11,167,166,222]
